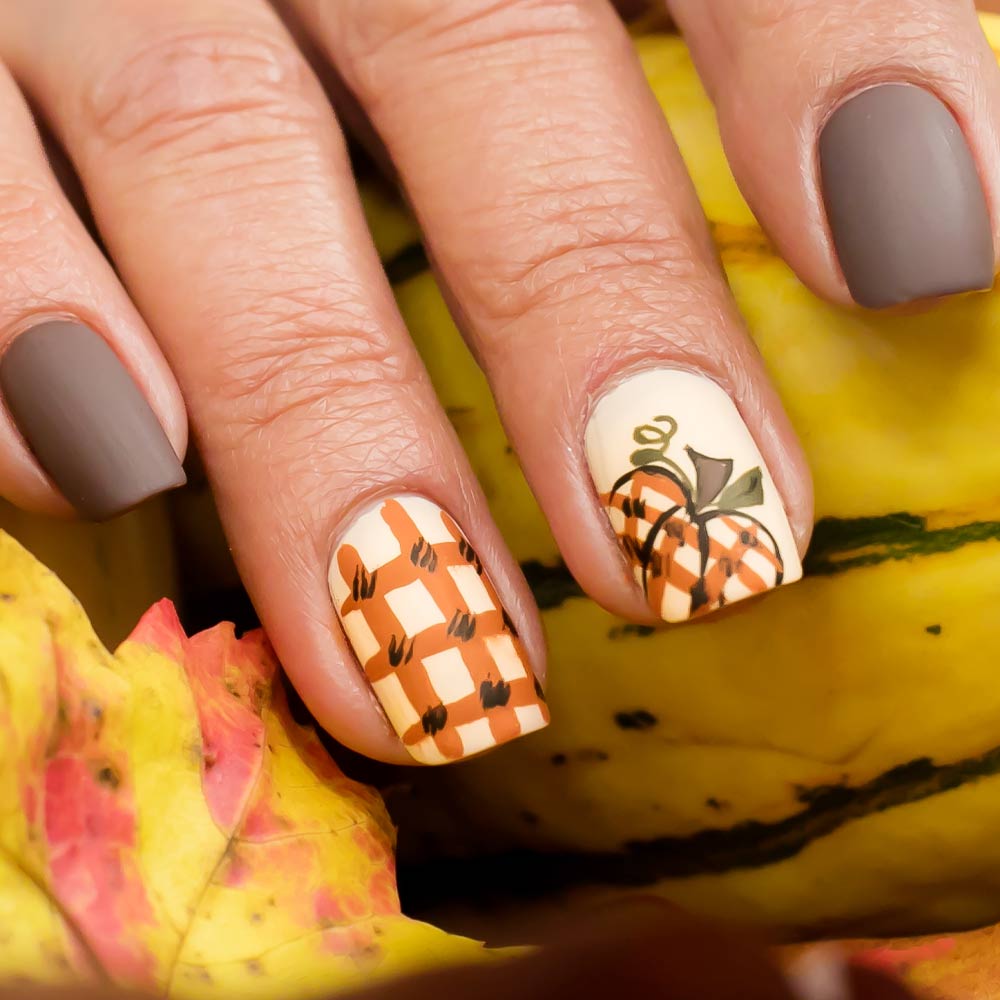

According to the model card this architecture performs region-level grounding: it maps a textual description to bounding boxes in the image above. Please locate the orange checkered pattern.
[701,513,783,614]
[604,466,701,621]
[604,468,784,622]
[331,497,548,764]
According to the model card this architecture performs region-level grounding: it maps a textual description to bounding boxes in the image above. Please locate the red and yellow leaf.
[0,531,488,997]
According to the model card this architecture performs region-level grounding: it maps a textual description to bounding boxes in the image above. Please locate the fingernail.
[0,321,185,520]
[328,496,549,764]
[785,947,852,1000]
[585,368,801,624]
[820,83,993,308]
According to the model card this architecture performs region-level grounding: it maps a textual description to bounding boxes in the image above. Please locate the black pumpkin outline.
[608,464,784,610]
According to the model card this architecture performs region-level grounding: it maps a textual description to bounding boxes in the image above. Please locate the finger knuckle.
[0,179,61,253]
[336,0,590,91]
[80,20,317,160]
[205,296,416,452]
[481,189,705,325]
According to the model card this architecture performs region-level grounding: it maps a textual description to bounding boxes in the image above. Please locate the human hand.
[0,1,995,764]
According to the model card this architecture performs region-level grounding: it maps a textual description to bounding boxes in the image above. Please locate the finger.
[345,905,918,1000]
[0,0,549,764]
[289,0,810,625]
[668,0,1000,309]
[0,65,185,519]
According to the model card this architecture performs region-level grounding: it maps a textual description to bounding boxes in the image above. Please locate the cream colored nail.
[585,368,802,623]
[328,495,549,764]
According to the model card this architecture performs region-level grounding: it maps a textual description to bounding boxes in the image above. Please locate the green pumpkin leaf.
[686,448,733,508]
[716,467,764,509]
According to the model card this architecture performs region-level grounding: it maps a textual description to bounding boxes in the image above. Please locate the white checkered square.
[400,496,455,545]
[422,647,475,703]
[328,564,352,610]
[723,575,755,603]
[711,518,739,550]
[456,718,495,757]
[371,673,421,734]
[661,585,692,624]
[514,704,548,736]
[641,484,680,511]
[485,634,527,682]
[742,546,779,586]
[447,564,496,614]
[669,538,701,576]
[408,736,450,765]
[342,609,380,666]
[384,579,446,635]
[349,508,403,570]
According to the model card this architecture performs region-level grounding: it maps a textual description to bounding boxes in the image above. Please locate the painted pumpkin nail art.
[585,369,802,623]
[328,496,549,764]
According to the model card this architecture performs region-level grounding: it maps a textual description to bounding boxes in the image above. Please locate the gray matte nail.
[820,83,994,308]
[0,321,185,520]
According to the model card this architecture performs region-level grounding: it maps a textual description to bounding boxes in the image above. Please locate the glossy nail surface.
[0,321,185,520]
[820,84,993,308]
[329,496,549,764]
[585,368,801,623]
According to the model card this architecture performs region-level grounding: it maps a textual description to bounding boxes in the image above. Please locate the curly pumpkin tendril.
[629,415,692,492]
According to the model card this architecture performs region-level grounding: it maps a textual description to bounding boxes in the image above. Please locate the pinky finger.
[0,64,185,520]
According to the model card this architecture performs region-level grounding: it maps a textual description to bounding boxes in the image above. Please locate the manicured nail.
[328,496,549,764]
[0,321,185,520]
[585,368,801,623]
[820,83,993,308]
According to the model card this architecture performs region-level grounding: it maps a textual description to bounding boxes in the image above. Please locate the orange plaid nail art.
[586,370,801,623]
[328,496,549,764]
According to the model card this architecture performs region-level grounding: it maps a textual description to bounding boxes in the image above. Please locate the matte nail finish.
[586,369,801,623]
[328,496,549,764]
[0,321,185,520]
[820,84,993,308]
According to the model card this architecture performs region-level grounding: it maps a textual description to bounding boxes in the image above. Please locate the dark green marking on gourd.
[614,710,658,730]
[398,746,1000,910]
[384,242,430,285]
[608,623,658,639]
[518,513,1000,611]
[926,624,942,636]
[520,560,584,609]
[804,513,1000,576]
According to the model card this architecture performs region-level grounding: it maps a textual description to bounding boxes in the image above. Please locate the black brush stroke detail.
[447,611,477,642]
[421,704,447,736]
[388,635,414,667]
[480,678,512,709]
[352,566,377,601]
[410,537,439,573]
[458,538,484,575]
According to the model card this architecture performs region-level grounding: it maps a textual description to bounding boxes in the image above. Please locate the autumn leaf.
[0,531,490,998]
